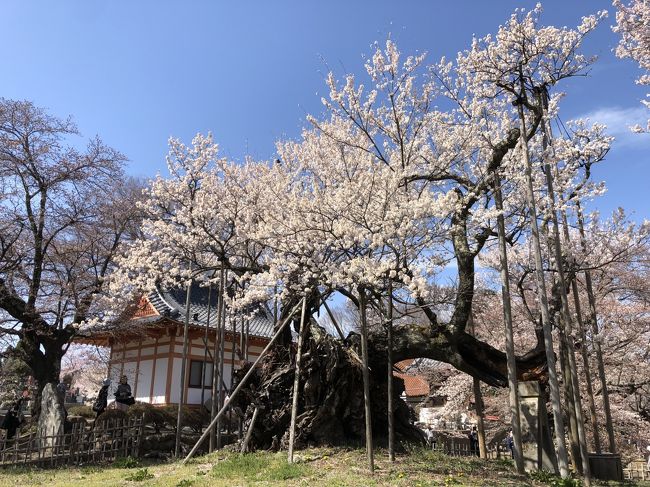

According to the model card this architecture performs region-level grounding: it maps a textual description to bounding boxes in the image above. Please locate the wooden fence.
[0,416,144,467]
[431,439,506,459]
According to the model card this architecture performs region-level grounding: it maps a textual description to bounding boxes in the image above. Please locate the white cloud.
[579,106,649,148]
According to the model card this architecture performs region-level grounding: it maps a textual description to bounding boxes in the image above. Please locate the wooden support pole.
[358,287,375,473]
[200,283,214,408]
[386,280,395,462]
[492,168,525,473]
[241,407,260,453]
[576,202,616,453]
[216,269,228,449]
[516,95,569,478]
[209,266,225,452]
[183,300,303,464]
[174,273,193,458]
[288,296,308,463]
[541,110,591,485]
[318,291,346,341]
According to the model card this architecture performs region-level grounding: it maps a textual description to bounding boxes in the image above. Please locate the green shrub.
[67,405,95,419]
[211,453,311,482]
[125,468,154,481]
[163,405,210,433]
[127,402,174,432]
[267,461,309,481]
[95,408,128,425]
[113,456,141,469]
[212,454,270,479]
[529,469,582,487]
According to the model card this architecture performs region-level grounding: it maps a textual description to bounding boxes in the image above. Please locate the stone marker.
[518,381,559,473]
[38,383,65,448]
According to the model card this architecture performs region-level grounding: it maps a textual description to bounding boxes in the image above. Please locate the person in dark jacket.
[114,375,133,411]
[92,379,111,419]
[1,400,24,440]
[468,426,479,456]
[506,429,515,458]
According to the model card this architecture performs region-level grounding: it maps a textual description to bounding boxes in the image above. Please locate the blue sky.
[1,1,647,220]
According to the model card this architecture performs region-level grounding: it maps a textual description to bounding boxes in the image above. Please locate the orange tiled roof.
[394,371,430,397]
[394,359,415,372]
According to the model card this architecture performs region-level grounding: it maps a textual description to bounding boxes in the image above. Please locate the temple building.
[77,283,274,406]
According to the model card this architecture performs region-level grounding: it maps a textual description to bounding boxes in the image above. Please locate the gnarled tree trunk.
[233,315,547,451]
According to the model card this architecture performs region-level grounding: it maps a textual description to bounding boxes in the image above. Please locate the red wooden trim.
[109,351,258,366]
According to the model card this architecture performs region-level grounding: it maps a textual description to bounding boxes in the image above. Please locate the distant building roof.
[395,372,430,398]
[79,281,275,343]
[393,359,431,398]
[149,282,274,339]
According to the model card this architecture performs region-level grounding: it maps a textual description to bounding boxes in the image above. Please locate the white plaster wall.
[122,361,138,392]
[169,357,182,404]
[151,358,168,404]
[140,347,156,356]
[136,360,153,401]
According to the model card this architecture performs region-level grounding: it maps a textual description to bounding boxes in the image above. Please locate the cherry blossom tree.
[613,0,650,132]
[107,6,613,474]
[0,99,143,429]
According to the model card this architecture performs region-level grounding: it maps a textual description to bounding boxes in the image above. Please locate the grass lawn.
[0,447,647,487]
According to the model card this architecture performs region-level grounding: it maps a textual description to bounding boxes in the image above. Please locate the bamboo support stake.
[288,296,308,463]
[183,300,303,464]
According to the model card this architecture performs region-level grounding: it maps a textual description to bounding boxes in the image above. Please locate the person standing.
[507,429,515,459]
[469,426,479,456]
[92,379,111,419]
[114,375,134,411]
[1,400,24,440]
